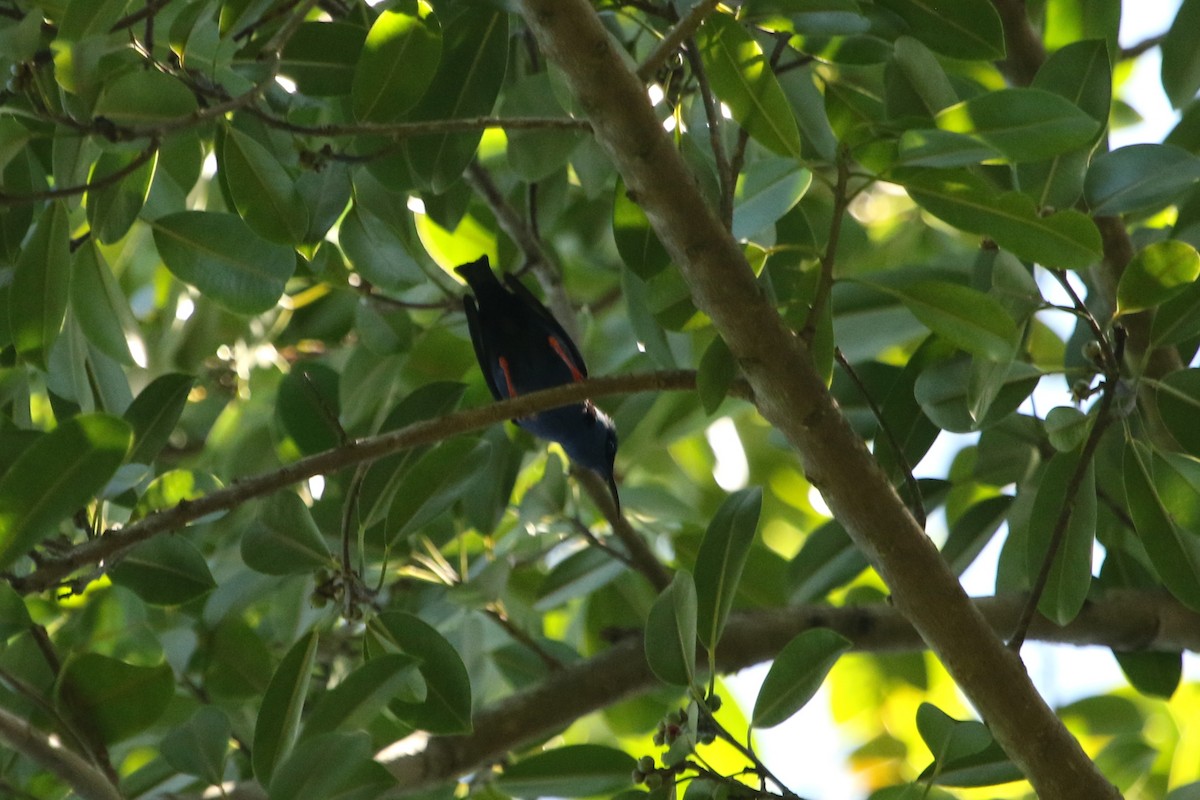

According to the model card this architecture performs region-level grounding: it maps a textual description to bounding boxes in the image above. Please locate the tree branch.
[518,2,1119,797]
[375,590,1200,795]
[0,708,122,800]
[635,0,719,83]
[8,371,722,596]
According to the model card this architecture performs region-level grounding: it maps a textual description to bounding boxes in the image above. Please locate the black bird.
[456,256,619,510]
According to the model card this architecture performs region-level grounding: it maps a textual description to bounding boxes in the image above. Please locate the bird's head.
[560,402,620,512]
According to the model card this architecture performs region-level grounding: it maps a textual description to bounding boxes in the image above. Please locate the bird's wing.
[462,295,504,400]
[503,274,589,380]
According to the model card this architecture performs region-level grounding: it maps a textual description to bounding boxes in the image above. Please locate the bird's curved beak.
[607,472,621,516]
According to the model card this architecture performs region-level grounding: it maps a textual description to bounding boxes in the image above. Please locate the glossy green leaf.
[86,146,157,244]
[131,469,223,523]
[1161,0,1200,108]
[914,358,1040,433]
[302,653,423,740]
[0,581,32,639]
[614,179,672,279]
[941,495,1012,576]
[1032,39,1112,126]
[496,744,637,798]
[279,21,366,96]
[696,335,737,414]
[1153,278,1200,348]
[70,242,140,366]
[55,653,173,745]
[352,2,441,122]
[644,570,698,686]
[916,704,1023,787]
[375,611,473,734]
[876,0,1003,59]
[898,129,1003,167]
[268,731,374,800]
[276,362,341,455]
[1045,406,1090,452]
[1085,144,1200,215]
[338,203,425,292]
[889,36,958,118]
[162,706,231,784]
[752,628,851,727]
[502,72,584,182]
[152,211,295,314]
[1113,650,1182,699]
[221,127,308,245]
[1115,240,1200,316]
[242,492,334,575]
[206,618,273,699]
[385,437,491,544]
[858,279,1018,361]
[788,520,869,603]
[109,535,217,605]
[697,13,802,159]
[0,413,131,571]
[935,88,1099,162]
[254,632,320,784]
[1158,369,1200,457]
[894,167,1102,270]
[123,373,194,465]
[1026,449,1095,625]
[1123,441,1200,610]
[10,201,70,368]
[94,70,198,127]
[405,8,508,191]
[694,487,762,649]
[732,159,812,239]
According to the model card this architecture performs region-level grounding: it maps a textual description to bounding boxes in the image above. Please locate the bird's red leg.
[548,337,586,382]
[499,356,519,397]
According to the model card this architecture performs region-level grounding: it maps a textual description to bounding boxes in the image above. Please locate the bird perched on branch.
[456,256,620,510]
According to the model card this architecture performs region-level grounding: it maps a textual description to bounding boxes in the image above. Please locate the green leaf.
[374,611,473,734]
[301,653,424,739]
[913,358,1040,433]
[162,706,231,784]
[70,242,140,366]
[697,13,802,158]
[1123,441,1200,611]
[1152,279,1200,348]
[86,146,157,244]
[696,335,737,415]
[206,617,274,699]
[893,167,1102,270]
[1085,144,1200,215]
[338,203,425,292]
[788,520,869,603]
[1045,406,1090,452]
[242,492,334,575]
[1157,369,1200,457]
[1032,39,1112,126]
[613,178,672,279]
[915,704,1023,787]
[254,632,320,784]
[1026,449,1095,625]
[221,127,309,245]
[0,581,32,640]
[857,279,1018,361]
[383,437,490,544]
[898,129,1003,168]
[268,731,374,800]
[54,653,173,745]
[941,495,1012,576]
[1113,650,1181,699]
[889,36,958,118]
[94,70,198,127]
[109,535,217,605]
[935,88,1099,162]
[644,570,698,687]
[10,201,70,368]
[279,21,366,96]
[535,546,627,611]
[352,2,441,122]
[0,413,132,571]
[502,73,584,182]
[123,373,194,465]
[1161,0,1200,108]
[694,487,762,649]
[876,0,1004,59]
[151,211,295,314]
[496,744,637,798]
[131,469,223,523]
[405,8,508,191]
[732,159,812,239]
[1115,240,1200,316]
[751,628,851,728]
[275,362,342,455]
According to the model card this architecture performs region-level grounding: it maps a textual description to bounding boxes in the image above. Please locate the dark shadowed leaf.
[375,612,473,734]
[123,373,194,465]
[221,127,309,245]
[751,628,851,728]
[497,744,636,798]
[1085,144,1200,215]
[645,570,698,687]
[109,535,217,605]
[254,632,320,784]
[694,487,762,649]
[876,0,1003,59]
[55,653,173,745]
[301,653,424,739]
[351,2,441,122]
[935,88,1099,162]
[10,201,70,368]
[162,706,231,784]
[242,492,334,575]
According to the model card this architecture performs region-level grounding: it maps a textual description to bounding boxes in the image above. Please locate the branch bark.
[377,590,1198,795]
[0,708,122,800]
[517,2,1119,797]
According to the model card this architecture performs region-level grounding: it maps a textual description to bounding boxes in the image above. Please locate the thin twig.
[0,141,158,207]
[800,146,851,344]
[684,39,734,229]
[636,0,719,83]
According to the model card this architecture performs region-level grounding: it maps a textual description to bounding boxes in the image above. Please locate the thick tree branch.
[518,2,1118,797]
[0,708,121,800]
[8,371,719,596]
[377,590,1200,795]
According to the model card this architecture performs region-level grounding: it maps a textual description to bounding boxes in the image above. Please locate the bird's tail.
[454,256,500,293]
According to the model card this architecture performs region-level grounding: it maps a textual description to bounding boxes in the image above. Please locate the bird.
[456,256,620,511]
